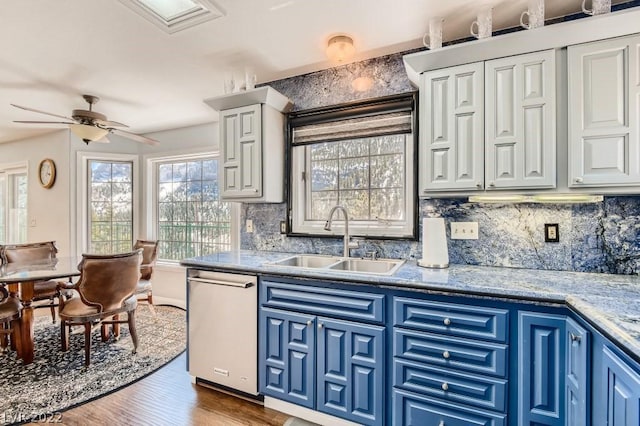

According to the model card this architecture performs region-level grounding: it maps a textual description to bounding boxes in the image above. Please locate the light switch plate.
[451,222,479,240]
[246,219,254,233]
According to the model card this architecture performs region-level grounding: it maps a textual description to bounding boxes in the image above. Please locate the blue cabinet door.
[259,307,316,408]
[317,317,385,426]
[594,345,640,426]
[518,312,566,426]
[566,317,590,426]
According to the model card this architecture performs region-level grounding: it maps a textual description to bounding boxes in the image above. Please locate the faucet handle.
[365,250,378,261]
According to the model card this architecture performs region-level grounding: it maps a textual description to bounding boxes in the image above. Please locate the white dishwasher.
[187,270,258,396]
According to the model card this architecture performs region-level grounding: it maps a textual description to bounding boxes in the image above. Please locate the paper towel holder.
[418,217,449,269]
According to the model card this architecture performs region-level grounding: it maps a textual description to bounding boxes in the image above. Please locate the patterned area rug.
[0,305,185,425]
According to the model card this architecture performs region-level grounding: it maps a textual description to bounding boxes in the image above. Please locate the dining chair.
[133,239,159,315]
[0,286,22,354]
[57,250,142,367]
[0,241,63,323]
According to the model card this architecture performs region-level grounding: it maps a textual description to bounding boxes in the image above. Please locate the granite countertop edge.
[180,250,640,361]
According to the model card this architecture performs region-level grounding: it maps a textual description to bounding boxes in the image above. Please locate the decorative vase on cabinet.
[204,86,292,202]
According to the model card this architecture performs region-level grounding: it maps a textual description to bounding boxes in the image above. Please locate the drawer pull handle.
[443,318,451,326]
[318,323,323,329]
[439,421,445,426]
[570,332,581,342]
[441,382,449,391]
[442,350,450,359]
[306,320,313,326]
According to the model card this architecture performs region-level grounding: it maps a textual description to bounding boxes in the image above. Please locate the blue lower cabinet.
[393,388,507,426]
[259,307,316,408]
[566,317,590,426]
[594,345,640,426]
[317,317,385,426]
[518,312,566,426]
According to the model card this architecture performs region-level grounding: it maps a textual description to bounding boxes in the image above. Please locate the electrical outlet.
[280,221,287,234]
[246,219,254,233]
[450,222,479,240]
[545,223,559,242]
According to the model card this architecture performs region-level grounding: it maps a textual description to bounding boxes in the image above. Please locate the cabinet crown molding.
[204,86,292,112]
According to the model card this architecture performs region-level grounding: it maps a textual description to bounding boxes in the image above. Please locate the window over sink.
[288,94,417,239]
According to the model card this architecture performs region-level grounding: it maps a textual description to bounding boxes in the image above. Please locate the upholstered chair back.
[76,250,142,312]
[133,240,159,280]
[0,241,58,265]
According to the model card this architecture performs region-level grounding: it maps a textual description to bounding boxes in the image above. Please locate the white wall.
[0,130,72,255]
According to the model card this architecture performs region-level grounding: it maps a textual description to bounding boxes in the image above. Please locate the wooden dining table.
[0,257,81,364]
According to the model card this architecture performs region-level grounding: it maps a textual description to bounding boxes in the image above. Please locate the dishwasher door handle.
[188,277,254,288]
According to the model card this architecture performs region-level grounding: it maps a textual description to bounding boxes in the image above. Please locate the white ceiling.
[0,0,627,144]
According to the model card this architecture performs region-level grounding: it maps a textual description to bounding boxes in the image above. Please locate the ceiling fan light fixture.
[70,124,109,143]
[326,35,355,63]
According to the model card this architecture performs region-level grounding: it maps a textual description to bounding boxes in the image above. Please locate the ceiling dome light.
[326,35,355,63]
[70,124,109,144]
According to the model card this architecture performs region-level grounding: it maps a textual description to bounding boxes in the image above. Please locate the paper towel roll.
[418,217,449,268]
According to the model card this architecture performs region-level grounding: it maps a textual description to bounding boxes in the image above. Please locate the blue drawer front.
[393,388,507,426]
[261,280,385,323]
[394,297,509,343]
[394,358,508,412]
[394,328,508,378]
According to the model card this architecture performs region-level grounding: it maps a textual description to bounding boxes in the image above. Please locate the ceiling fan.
[11,94,159,145]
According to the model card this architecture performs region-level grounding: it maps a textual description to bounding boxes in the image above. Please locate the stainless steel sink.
[268,254,404,276]
[328,258,405,275]
[269,254,341,268]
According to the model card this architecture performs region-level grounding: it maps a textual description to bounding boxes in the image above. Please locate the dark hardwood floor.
[43,352,290,426]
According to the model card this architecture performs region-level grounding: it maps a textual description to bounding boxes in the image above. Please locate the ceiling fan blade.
[94,135,111,144]
[14,120,75,124]
[11,104,75,121]
[109,128,159,146]
[95,118,129,128]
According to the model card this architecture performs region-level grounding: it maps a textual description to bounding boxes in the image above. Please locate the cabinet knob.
[574,177,583,184]
[489,182,496,187]
[253,188,259,192]
[442,350,450,359]
[443,318,451,326]
[570,332,581,343]
[306,320,313,326]
[476,183,482,188]
[441,382,449,391]
[318,323,323,329]
[439,421,445,426]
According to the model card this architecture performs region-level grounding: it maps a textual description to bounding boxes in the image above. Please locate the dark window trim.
[284,91,419,241]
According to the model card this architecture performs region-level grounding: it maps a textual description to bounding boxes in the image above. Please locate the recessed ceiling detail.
[118,0,225,33]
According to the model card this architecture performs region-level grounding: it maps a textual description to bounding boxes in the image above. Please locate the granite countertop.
[181,250,640,360]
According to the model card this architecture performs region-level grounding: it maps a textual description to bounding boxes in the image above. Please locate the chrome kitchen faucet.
[324,205,360,258]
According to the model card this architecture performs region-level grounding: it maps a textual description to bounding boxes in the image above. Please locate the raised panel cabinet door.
[485,50,556,189]
[419,62,484,193]
[594,345,640,426]
[568,34,640,187]
[259,307,316,408]
[317,317,384,426]
[218,104,263,199]
[566,318,590,426]
[518,311,565,426]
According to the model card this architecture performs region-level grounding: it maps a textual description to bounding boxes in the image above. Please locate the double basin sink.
[268,254,405,276]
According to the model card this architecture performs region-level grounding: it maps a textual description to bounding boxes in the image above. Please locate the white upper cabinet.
[419,50,556,194]
[568,34,640,187]
[419,62,484,192]
[485,50,556,189]
[205,87,292,203]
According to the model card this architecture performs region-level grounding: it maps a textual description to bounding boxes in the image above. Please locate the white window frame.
[290,136,415,238]
[76,152,139,255]
[0,161,28,244]
[145,150,239,265]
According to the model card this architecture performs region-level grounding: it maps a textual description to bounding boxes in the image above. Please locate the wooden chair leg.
[61,320,69,352]
[0,323,8,353]
[84,322,92,367]
[49,298,56,323]
[128,310,138,354]
[100,322,110,342]
[112,314,121,340]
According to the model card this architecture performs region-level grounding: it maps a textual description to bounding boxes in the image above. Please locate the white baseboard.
[153,296,185,310]
[264,397,359,426]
